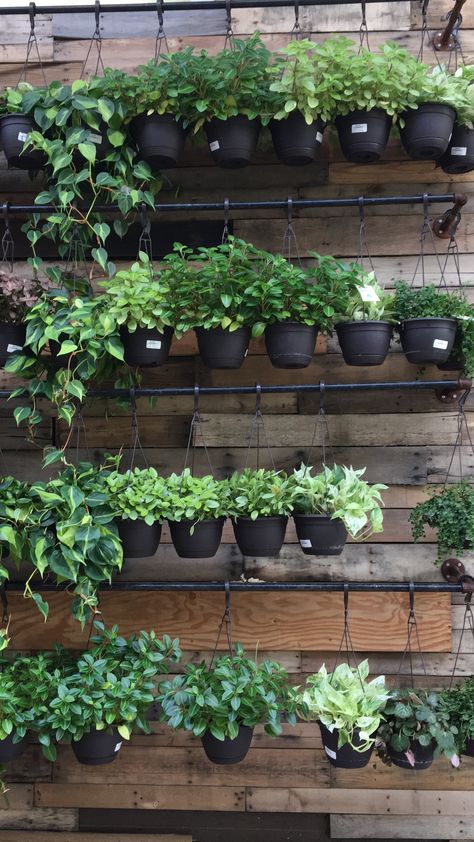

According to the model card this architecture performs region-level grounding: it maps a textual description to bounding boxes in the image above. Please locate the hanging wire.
[305,380,334,471]
[282,197,302,266]
[438,231,465,298]
[154,0,169,61]
[221,197,230,245]
[244,384,276,471]
[1,204,14,273]
[290,0,303,40]
[449,588,474,689]
[80,0,105,79]
[358,1,371,52]
[210,581,234,665]
[63,223,89,294]
[396,582,429,686]
[74,407,90,465]
[418,0,430,61]
[127,386,149,471]
[224,0,235,49]
[331,585,365,691]
[138,203,154,267]
[410,194,446,288]
[18,2,48,87]
[182,385,215,476]
[356,196,375,272]
[443,388,473,487]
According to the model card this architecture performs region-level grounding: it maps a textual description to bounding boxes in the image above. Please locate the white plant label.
[300,539,312,548]
[87,133,102,144]
[433,338,448,350]
[451,146,467,156]
[244,348,248,357]
[316,131,323,143]
[356,285,379,303]
[325,746,337,760]
[351,123,367,134]
[17,132,28,142]
[114,742,122,752]
[6,344,23,353]
[209,140,220,151]
[146,339,162,349]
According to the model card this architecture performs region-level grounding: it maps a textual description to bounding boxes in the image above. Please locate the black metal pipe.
[2,580,464,592]
[3,194,465,216]
[0,0,411,13]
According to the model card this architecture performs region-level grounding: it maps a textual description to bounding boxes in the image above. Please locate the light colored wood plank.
[331,754,474,791]
[330,814,474,838]
[232,2,411,33]
[248,787,474,815]
[35,783,244,811]
[0,15,53,63]
[0,810,77,832]
[302,650,474,678]
[0,835,190,842]
[0,787,33,811]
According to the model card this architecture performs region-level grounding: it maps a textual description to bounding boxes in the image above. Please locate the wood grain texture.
[247,787,474,815]
[0,835,191,842]
[35,783,245,811]
[330,814,474,839]
[0,810,77,832]
[330,755,474,791]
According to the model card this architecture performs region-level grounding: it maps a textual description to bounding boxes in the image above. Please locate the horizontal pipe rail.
[0,0,411,13]
[1,580,466,593]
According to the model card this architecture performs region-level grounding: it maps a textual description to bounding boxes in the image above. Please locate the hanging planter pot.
[232,516,288,557]
[129,113,186,169]
[72,728,123,766]
[169,518,225,558]
[117,519,162,559]
[294,514,347,556]
[0,323,26,367]
[201,725,254,765]
[195,326,250,369]
[0,114,46,169]
[204,116,260,168]
[0,732,28,763]
[439,124,474,174]
[119,325,173,367]
[335,108,391,163]
[336,321,392,366]
[265,322,318,369]
[270,113,325,166]
[463,737,474,757]
[388,739,435,770]
[399,317,457,364]
[399,104,456,160]
[437,348,464,371]
[319,723,373,769]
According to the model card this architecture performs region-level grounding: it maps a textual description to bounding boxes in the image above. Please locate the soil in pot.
[439,124,474,174]
[129,113,186,169]
[0,323,26,367]
[201,725,253,765]
[72,728,123,765]
[195,326,250,369]
[117,519,162,559]
[265,322,317,369]
[336,321,392,366]
[233,516,288,557]
[294,514,348,556]
[399,103,456,160]
[119,325,173,367]
[0,732,29,763]
[0,114,46,169]
[204,116,260,168]
[388,739,435,770]
[463,737,474,757]
[169,518,225,558]
[270,113,325,166]
[319,723,373,769]
[335,108,391,163]
[399,317,457,364]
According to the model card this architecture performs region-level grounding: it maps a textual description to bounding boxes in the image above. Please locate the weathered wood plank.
[330,755,474,791]
[0,15,53,63]
[232,2,411,33]
[0,835,191,842]
[35,783,245,811]
[330,814,474,838]
[0,787,33,811]
[329,160,474,185]
[53,10,226,39]
[0,810,77,832]
[248,787,474,815]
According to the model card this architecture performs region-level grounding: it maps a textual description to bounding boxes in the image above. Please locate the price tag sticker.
[6,344,23,353]
[209,140,220,151]
[451,146,467,156]
[433,338,448,350]
[17,132,28,142]
[325,746,337,760]
[300,539,312,548]
[316,131,323,143]
[87,132,103,144]
[114,742,122,752]
[356,285,380,303]
[146,340,162,350]
[351,123,367,134]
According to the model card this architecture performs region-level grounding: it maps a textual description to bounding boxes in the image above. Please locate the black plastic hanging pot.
[119,325,173,367]
[319,724,373,769]
[399,317,457,364]
[195,326,250,369]
[264,322,318,369]
[294,514,347,556]
[0,732,28,762]
[439,124,474,174]
[0,323,26,367]
[117,518,162,559]
[335,108,391,163]
[399,103,456,160]
[201,725,254,765]
[0,114,46,169]
[129,113,186,169]
[233,516,288,557]
[388,739,435,770]
[204,116,260,168]
[463,737,474,757]
[169,517,225,558]
[336,321,392,366]
[72,728,123,765]
[270,113,325,166]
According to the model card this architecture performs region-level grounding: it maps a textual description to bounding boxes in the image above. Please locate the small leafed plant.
[226,468,295,520]
[157,642,297,740]
[105,466,172,524]
[0,270,50,325]
[266,39,338,125]
[165,469,228,526]
[101,253,173,333]
[410,482,474,565]
[439,676,474,755]
[309,257,395,324]
[291,464,386,539]
[377,689,459,767]
[293,660,389,751]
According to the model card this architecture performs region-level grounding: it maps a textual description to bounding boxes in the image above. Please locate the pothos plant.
[165,469,228,526]
[104,466,172,525]
[100,252,173,333]
[410,481,474,565]
[308,255,395,325]
[225,468,296,520]
[377,689,459,767]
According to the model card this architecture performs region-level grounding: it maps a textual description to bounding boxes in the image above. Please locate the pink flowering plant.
[0,270,49,325]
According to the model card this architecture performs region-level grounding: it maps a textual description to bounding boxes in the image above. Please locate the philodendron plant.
[105,466,172,525]
[294,660,389,752]
[165,469,228,526]
[226,468,295,520]
[291,464,386,539]
[309,256,395,325]
[101,253,173,334]
[377,689,459,767]
[410,481,474,565]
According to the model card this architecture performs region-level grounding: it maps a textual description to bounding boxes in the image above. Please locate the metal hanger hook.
[94,0,101,35]
[29,1,36,34]
[287,196,293,226]
[224,580,231,614]
[156,0,164,29]
[255,383,262,416]
[193,384,200,415]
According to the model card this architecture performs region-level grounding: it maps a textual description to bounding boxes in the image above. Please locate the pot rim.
[232,515,289,524]
[168,516,226,525]
[337,320,393,328]
[400,317,458,326]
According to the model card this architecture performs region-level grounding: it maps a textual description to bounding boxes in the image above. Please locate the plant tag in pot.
[87,132,103,144]
[209,140,220,151]
[451,147,467,156]
[114,742,122,752]
[17,132,28,142]
[356,285,379,303]
[316,131,323,143]
[351,124,367,134]
[433,339,448,350]
[146,339,162,349]
[300,539,312,548]
[6,344,23,353]
[324,746,337,759]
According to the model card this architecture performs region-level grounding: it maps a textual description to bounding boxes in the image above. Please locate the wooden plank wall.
[1,2,474,840]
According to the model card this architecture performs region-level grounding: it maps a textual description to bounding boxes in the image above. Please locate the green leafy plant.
[291,463,386,539]
[157,642,296,740]
[101,253,173,333]
[377,688,459,767]
[308,257,395,324]
[411,64,474,127]
[165,469,228,526]
[226,468,295,520]
[451,65,474,128]
[410,481,474,564]
[293,660,389,751]
[266,39,338,125]
[105,466,172,524]
[439,676,474,755]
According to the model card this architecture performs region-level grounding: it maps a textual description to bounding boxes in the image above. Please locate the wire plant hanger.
[80,0,105,79]
[18,2,48,87]
[1,205,15,274]
[396,582,429,688]
[244,384,277,471]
